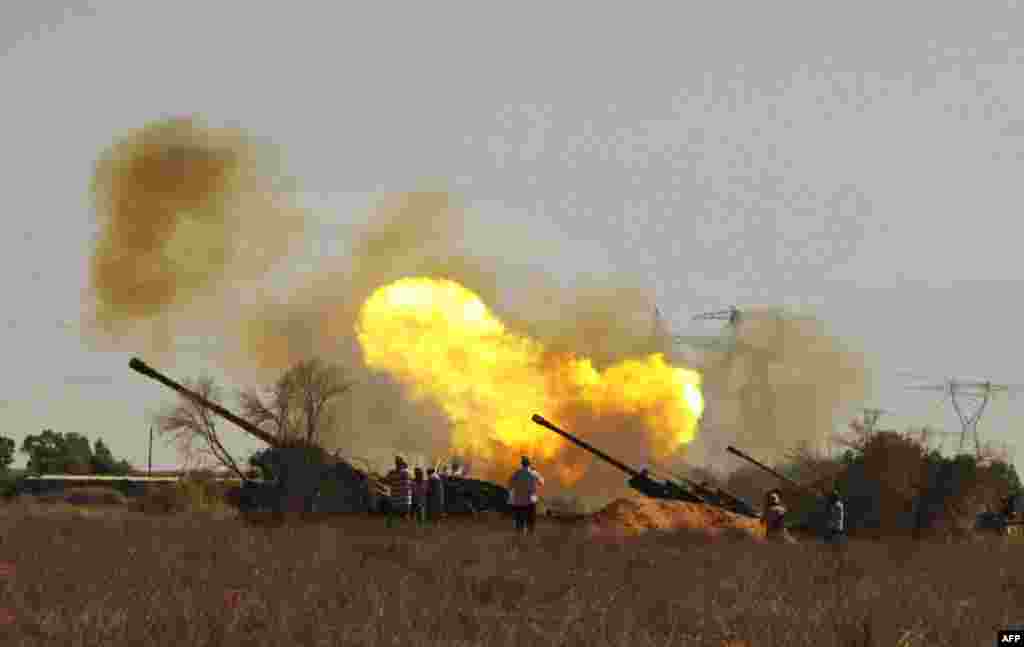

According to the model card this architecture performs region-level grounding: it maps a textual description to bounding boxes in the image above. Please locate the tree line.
[719,419,1022,536]
[0,429,133,477]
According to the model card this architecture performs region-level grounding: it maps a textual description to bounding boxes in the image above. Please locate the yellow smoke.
[355,277,703,484]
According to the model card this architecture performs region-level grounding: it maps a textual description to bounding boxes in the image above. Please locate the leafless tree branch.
[237,358,355,448]
[153,376,248,480]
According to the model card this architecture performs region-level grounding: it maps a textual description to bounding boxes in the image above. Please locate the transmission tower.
[905,377,1024,457]
[693,305,743,328]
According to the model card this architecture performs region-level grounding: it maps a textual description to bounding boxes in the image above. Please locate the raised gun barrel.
[532,414,708,504]
[677,475,759,518]
[531,414,642,479]
[130,357,279,447]
[726,445,823,497]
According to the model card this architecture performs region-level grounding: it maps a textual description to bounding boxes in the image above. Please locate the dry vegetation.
[0,497,1021,647]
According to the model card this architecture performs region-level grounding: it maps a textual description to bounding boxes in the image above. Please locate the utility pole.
[148,426,153,477]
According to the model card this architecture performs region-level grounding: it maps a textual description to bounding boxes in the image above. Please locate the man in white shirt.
[508,456,544,535]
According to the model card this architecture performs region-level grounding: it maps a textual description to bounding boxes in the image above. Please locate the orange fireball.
[355,277,703,485]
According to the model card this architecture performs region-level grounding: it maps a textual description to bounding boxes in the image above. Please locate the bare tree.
[153,375,249,479]
[238,358,355,447]
[783,440,843,486]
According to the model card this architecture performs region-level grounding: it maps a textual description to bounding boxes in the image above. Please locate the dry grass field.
[0,498,1021,646]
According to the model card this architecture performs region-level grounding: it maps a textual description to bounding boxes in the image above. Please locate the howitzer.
[726,445,826,498]
[676,475,760,518]
[976,494,1024,535]
[130,358,279,447]
[975,510,1024,535]
[531,414,712,507]
[532,414,648,481]
[130,357,508,516]
[130,357,369,514]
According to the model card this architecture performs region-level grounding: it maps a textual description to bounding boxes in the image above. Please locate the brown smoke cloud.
[228,192,504,471]
[681,307,871,473]
[88,120,869,500]
[225,191,683,497]
[86,116,306,353]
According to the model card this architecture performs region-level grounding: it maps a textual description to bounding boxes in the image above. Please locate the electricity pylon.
[674,305,815,358]
[672,306,789,437]
[904,376,1024,457]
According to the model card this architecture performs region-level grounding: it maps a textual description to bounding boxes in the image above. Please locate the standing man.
[385,456,413,528]
[763,490,794,543]
[412,467,428,525]
[824,488,846,545]
[426,467,445,524]
[508,456,544,535]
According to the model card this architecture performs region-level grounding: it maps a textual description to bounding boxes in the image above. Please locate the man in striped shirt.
[385,456,413,527]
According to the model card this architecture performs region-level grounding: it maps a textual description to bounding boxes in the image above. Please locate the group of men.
[383,456,447,527]
[762,487,846,544]
[382,454,546,535]
[385,453,848,543]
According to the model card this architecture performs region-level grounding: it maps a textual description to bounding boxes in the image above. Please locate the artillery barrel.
[531,414,643,480]
[130,357,280,447]
[726,445,822,496]
[674,475,757,517]
[683,477,737,504]
[709,486,757,511]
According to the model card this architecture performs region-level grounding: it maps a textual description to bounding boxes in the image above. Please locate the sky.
[1,2,1023,475]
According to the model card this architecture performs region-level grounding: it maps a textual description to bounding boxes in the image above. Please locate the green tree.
[21,429,71,474]
[984,459,1022,496]
[91,438,132,475]
[62,432,94,475]
[21,430,132,475]
[0,435,14,474]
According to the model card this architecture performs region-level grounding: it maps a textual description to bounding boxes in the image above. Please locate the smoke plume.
[230,191,691,497]
[88,120,869,501]
[86,116,306,351]
[682,307,871,473]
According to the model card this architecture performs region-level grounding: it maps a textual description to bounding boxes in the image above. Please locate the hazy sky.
[2,2,1023,473]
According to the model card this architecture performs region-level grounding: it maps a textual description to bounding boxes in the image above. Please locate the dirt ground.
[0,497,1022,646]
[588,495,765,540]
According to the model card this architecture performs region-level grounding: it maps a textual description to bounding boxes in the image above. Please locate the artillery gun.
[725,445,828,498]
[975,493,1024,536]
[726,445,849,536]
[530,414,759,518]
[129,358,510,516]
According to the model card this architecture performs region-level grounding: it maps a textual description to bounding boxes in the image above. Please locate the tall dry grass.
[0,502,1020,646]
